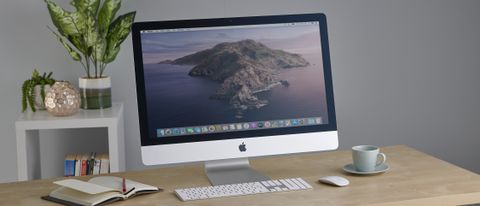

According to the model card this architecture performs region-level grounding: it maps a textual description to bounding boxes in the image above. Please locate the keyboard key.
[291,178,306,189]
[285,179,301,190]
[280,179,295,190]
[261,181,269,186]
[295,178,313,189]
[273,180,281,186]
[267,180,275,186]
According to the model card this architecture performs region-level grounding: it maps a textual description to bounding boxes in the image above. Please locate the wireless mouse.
[318,176,349,187]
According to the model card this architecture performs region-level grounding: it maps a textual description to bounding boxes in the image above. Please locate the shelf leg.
[15,128,41,181]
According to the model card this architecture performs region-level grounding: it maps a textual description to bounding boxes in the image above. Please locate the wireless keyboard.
[175,177,312,201]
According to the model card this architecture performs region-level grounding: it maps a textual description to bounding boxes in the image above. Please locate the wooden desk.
[1,145,479,205]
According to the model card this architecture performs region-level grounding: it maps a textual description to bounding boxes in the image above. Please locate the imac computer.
[132,13,337,185]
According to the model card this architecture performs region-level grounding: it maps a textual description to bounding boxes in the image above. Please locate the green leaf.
[103,46,120,63]
[85,31,98,49]
[67,35,86,53]
[71,0,100,16]
[44,0,86,36]
[98,0,121,36]
[32,69,40,79]
[71,0,99,49]
[84,14,98,48]
[93,36,106,62]
[28,81,36,112]
[40,84,46,104]
[104,11,136,63]
[22,80,29,112]
[49,27,82,61]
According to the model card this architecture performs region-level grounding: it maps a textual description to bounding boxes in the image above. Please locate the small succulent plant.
[22,70,56,112]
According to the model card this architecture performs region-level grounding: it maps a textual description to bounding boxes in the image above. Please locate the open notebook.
[42,176,162,206]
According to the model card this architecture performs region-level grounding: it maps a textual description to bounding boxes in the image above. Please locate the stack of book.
[64,153,109,177]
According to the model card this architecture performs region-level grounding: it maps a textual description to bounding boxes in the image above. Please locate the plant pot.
[33,85,50,110]
[79,77,112,109]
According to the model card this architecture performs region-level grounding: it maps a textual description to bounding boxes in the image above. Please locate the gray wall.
[1,0,479,183]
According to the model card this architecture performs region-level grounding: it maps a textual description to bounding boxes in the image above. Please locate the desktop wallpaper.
[141,23,328,133]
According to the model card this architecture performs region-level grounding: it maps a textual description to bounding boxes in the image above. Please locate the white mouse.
[318,176,349,187]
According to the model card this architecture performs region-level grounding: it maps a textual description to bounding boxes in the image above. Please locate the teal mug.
[352,145,386,172]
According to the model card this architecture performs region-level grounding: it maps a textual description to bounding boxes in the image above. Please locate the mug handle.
[376,153,386,166]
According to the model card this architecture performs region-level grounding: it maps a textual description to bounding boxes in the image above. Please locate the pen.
[122,177,126,193]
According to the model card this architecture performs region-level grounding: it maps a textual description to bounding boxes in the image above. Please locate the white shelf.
[15,103,125,181]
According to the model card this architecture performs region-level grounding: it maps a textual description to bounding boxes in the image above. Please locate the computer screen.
[132,14,337,184]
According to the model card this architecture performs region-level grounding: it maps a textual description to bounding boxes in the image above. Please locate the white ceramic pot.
[79,76,112,109]
[33,85,50,110]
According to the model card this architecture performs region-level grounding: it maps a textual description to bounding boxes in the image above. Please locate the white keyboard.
[175,177,312,201]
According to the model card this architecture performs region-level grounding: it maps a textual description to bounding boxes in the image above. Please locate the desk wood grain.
[1,145,479,206]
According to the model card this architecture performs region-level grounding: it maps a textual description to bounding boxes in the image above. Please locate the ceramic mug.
[352,145,386,172]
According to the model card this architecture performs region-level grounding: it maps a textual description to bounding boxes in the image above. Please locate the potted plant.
[44,0,136,109]
[22,70,56,112]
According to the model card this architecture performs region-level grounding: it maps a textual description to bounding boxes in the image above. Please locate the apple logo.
[238,142,247,152]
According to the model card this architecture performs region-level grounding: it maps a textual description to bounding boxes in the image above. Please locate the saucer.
[343,163,389,175]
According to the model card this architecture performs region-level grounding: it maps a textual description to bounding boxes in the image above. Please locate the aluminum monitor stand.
[205,158,270,186]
